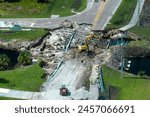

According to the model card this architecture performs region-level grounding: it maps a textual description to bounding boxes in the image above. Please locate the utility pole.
[138,0,141,27]
[120,31,127,78]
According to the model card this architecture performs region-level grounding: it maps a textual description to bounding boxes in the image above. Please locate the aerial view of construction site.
[0,0,150,100]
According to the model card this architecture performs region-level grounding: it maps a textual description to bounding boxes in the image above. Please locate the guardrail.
[98,66,105,93]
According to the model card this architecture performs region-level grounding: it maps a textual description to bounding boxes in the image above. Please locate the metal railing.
[41,31,77,90]
[98,66,105,93]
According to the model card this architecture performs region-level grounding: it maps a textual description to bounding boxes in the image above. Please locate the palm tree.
[0,54,11,70]
[17,51,32,66]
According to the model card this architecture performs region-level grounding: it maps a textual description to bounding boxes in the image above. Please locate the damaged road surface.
[39,60,88,100]
[1,20,140,100]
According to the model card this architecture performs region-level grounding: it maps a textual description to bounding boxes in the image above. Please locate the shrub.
[17,51,32,66]
[0,54,11,70]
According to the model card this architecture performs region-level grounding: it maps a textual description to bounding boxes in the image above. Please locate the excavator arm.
[78,32,94,52]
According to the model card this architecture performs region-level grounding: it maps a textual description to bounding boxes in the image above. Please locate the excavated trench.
[110,46,150,76]
[127,57,150,76]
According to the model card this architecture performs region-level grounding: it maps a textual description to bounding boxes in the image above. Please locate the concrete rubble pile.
[29,22,93,74]
[90,65,99,85]
[108,46,122,69]
[0,20,140,82]
[105,29,140,40]
[0,39,32,50]
[30,29,73,73]
[70,24,92,48]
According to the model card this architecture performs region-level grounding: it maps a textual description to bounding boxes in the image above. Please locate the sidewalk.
[0,88,44,100]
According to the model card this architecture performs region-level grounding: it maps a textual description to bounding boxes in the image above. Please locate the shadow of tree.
[0,78,10,84]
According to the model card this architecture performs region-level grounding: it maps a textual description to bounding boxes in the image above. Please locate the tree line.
[0,0,54,3]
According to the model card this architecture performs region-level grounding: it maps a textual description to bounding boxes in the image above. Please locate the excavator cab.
[78,42,88,52]
[78,32,94,52]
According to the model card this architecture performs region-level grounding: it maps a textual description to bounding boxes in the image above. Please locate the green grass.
[73,0,87,12]
[0,97,22,100]
[0,29,47,41]
[128,39,150,48]
[107,0,137,29]
[0,63,44,91]
[102,65,150,100]
[128,26,150,48]
[130,26,150,39]
[0,0,86,18]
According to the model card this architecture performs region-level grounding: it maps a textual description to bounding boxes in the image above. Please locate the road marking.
[92,1,106,29]
[92,2,103,24]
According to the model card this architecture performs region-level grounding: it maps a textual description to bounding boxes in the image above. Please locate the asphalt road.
[40,60,87,100]
[92,0,122,30]
[44,60,85,92]
[0,0,122,30]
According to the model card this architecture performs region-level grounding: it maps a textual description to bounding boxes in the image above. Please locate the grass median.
[107,0,137,29]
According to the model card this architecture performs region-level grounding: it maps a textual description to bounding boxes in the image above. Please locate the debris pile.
[89,65,99,85]
[30,28,74,73]
[29,22,93,74]
[1,19,147,100]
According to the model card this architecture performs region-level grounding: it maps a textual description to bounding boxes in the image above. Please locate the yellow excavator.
[78,32,98,53]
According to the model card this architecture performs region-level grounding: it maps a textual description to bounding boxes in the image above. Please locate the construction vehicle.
[78,32,98,53]
[60,85,68,96]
